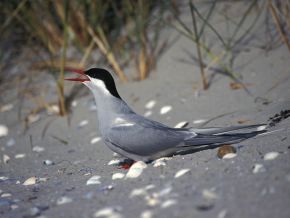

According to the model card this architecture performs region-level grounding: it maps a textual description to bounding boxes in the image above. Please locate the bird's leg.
[117,159,135,170]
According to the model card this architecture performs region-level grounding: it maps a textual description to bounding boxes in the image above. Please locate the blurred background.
[0,0,289,119]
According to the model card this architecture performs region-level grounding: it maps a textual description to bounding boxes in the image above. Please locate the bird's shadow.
[116,143,228,168]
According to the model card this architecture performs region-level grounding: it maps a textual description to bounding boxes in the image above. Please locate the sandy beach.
[1,1,290,218]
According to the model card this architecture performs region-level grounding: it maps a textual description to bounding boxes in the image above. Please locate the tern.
[66,68,266,162]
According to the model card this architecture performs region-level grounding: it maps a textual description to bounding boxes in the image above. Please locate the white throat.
[84,77,110,96]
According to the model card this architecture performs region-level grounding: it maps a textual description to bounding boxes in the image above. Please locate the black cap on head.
[85,68,121,99]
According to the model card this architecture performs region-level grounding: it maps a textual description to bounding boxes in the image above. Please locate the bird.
[65,68,267,162]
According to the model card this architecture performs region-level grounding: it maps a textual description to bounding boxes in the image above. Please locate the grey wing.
[106,116,191,157]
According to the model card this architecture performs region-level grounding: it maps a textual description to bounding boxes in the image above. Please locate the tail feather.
[189,124,267,135]
[183,124,267,147]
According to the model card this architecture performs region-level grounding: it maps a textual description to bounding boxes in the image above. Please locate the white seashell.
[71,100,78,107]
[10,204,19,210]
[193,119,207,124]
[27,114,40,124]
[140,210,153,218]
[86,175,101,185]
[202,189,218,200]
[145,184,155,190]
[153,157,172,167]
[56,196,72,205]
[153,159,166,167]
[112,173,125,180]
[15,154,26,159]
[222,153,237,159]
[155,186,172,198]
[47,104,60,115]
[0,125,8,137]
[43,160,54,165]
[174,121,188,128]
[160,199,177,208]
[160,106,172,115]
[90,137,101,144]
[32,146,45,152]
[108,159,122,166]
[145,100,156,109]
[257,125,267,131]
[0,176,8,181]
[252,163,265,174]
[38,177,48,182]
[6,138,15,147]
[130,188,147,198]
[174,168,190,178]
[217,209,228,218]
[0,104,14,112]
[126,161,147,179]
[78,120,89,128]
[144,111,152,117]
[263,152,279,161]
[94,207,122,218]
[145,195,160,207]
[23,177,36,186]
[3,154,10,164]
[1,193,12,197]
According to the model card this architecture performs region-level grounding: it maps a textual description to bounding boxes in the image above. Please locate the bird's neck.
[92,91,133,131]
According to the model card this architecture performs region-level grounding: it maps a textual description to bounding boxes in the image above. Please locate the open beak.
[64,67,90,82]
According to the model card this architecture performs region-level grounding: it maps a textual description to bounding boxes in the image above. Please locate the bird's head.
[65,68,121,99]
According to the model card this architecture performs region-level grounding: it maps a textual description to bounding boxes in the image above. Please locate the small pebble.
[6,138,15,147]
[112,173,125,180]
[0,125,9,138]
[217,145,236,159]
[23,176,36,186]
[160,106,172,115]
[145,100,156,109]
[0,104,14,112]
[91,137,101,144]
[86,175,101,185]
[43,160,54,166]
[126,161,147,179]
[32,146,45,152]
[263,152,279,161]
[174,168,190,178]
[252,164,265,174]
[160,199,177,208]
[56,196,72,205]
[15,153,26,159]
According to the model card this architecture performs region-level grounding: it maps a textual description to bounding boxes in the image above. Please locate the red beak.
[64,67,90,82]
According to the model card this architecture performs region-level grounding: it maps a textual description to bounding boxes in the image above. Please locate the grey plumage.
[69,68,266,162]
